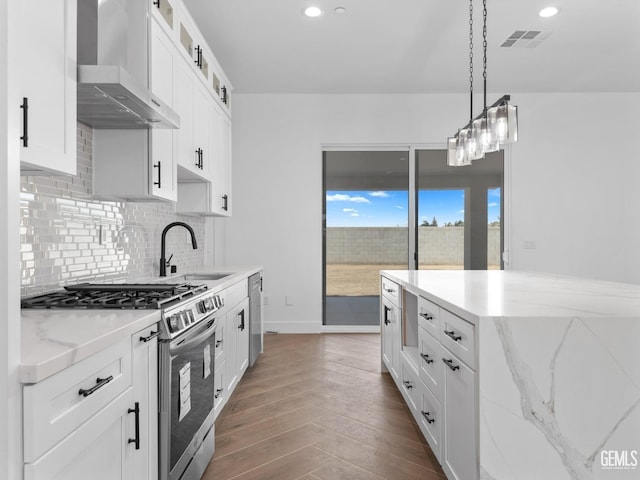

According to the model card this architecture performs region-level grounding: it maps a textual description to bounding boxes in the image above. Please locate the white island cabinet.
[381,270,640,480]
[22,315,160,480]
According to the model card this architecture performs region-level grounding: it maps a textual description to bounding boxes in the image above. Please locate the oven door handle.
[169,318,217,355]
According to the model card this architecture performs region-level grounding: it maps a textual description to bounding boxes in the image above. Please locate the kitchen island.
[381,270,640,480]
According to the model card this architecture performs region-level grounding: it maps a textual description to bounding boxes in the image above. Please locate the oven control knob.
[205,297,214,311]
[197,301,206,314]
[168,314,180,333]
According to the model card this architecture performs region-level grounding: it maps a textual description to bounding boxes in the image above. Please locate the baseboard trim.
[321,325,380,334]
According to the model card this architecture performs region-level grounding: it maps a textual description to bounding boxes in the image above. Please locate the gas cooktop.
[21,283,208,310]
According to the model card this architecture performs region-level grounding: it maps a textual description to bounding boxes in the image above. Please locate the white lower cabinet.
[224,296,249,394]
[380,273,478,480]
[24,388,135,480]
[213,361,225,419]
[418,382,442,462]
[23,323,159,480]
[441,346,477,480]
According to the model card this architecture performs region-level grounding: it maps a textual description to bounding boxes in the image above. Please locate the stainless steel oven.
[158,291,224,480]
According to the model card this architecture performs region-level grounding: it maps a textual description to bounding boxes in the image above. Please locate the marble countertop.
[21,265,263,384]
[381,270,640,324]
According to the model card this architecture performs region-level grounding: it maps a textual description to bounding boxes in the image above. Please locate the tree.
[454,220,464,227]
[431,216,438,227]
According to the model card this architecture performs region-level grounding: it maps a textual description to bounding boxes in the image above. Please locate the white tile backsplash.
[20,123,206,297]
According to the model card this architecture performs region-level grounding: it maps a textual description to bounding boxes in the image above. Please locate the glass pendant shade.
[456,129,472,166]
[488,103,518,144]
[473,115,499,153]
[467,124,484,160]
[447,137,458,166]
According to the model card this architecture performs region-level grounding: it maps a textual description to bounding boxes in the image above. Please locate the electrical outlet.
[285,296,293,306]
[523,240,537,250]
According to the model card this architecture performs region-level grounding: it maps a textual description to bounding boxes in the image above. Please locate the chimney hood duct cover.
[76,0,179,129]
[78,66,179,129]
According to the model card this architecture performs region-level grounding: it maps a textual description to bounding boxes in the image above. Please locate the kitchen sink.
[182,273,231,281]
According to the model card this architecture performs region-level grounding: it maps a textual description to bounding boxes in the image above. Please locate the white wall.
[224,93,640,333]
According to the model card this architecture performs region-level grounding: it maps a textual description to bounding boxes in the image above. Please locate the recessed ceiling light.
[303,6,323,17]
[334,7,346,14]
[539,6,559,17]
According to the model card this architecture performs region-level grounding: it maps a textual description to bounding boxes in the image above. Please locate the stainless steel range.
[22,282,224,480]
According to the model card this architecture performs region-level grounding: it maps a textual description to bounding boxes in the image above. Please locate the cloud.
[343,208,357,213]
[488,202,499,207]
[394,205,403,209]
[326,194,370,203]
[369,191,390,198]
[488,188,501,198]
[458,209,465,214]
[350,213,360,217]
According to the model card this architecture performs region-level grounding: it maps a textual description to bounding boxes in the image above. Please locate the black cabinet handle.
[195,148,203,169]
[194,46,202,68]
[385,288,395,293]
[153,161,161,188]
[78,376,113,397]
[216,339,223,347]
[442,358,460,371]
[444,330,462,342]
[140,331,160,343]
[221,86,227,105]
[403,380,413,389]
[422,411,435,424]
[419,313,434,321]
[153,0,160,8]
[383,305,391,325]
[20,97,28,147]
[420,353,434,364]
[151,98,161,107]
[215,387,223,399]
[238,309,245,331]
[222,194,228,211]
[128,402,140,450]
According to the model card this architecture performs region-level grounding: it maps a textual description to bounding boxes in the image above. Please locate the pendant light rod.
[482,0,488,111]
[468,0,474,122]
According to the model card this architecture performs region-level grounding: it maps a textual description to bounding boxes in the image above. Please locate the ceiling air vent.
[501,30,551,48]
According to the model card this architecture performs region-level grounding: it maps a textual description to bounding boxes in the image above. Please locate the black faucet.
[159,222,198,277]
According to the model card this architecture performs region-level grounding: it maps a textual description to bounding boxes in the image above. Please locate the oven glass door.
[169,317,216,471]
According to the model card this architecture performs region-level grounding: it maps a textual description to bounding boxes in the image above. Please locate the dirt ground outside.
[326,263,473,296]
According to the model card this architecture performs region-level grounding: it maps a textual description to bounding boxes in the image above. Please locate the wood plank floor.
[202,334,445,480]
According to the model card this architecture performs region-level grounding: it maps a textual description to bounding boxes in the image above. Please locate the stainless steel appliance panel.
[248,273,262,367]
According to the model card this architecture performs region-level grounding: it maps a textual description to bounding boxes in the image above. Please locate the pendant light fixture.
[447,0,518,167]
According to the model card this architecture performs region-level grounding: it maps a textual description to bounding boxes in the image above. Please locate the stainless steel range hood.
[77,0,179,129]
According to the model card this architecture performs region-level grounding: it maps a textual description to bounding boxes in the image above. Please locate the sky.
[326,188,501,227]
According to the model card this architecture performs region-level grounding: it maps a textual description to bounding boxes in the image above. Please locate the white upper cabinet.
[19,0,77,176]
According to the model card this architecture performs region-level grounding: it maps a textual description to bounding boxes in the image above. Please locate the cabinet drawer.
[440,309,476,370]
[24,337,132,462]
[24,388,134,480]
[213,361,225,420]
[418,296,440,339]
[381,277,401,306]
[419,326,442,401]
[214,321,225,363]
[400,355,420,414]
[225,279,248,310]
[418,381,442,463]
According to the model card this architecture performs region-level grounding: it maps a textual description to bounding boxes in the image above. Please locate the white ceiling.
[183,0,640,94]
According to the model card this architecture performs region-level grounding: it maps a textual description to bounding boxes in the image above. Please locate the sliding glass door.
[416,149,504,270]
[323,150,409,326]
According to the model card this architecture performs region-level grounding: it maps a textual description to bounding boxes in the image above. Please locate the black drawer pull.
[78,375,114,397]
[128,402,140,450]
[153,0,160,8]
[238,309,245,331]
[385,288,395,293]
[222,194,229,211]
[151,98,161,107]
[140,331,160,343]
[442,358,460,371]
[216,339,223,347]
[444,330,462,342]
[20,97,28,147]
[420,353,434,364]
[419,313,434,321]
[383,305,391,325]
[403,380,413,389]
[215,387,223,399]
[422,411,435,424]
